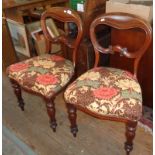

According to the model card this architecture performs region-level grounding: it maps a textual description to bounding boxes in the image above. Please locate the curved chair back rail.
[41,7,83,67]
[90,12,152,78]
[7,7,84,133]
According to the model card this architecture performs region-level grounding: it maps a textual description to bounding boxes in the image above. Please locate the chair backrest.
[41,7,83,67]
[90,12,152,78]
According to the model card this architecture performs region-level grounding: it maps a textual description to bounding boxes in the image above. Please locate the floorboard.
[2,74,152,155]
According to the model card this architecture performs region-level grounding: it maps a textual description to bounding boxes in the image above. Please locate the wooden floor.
[3,74,152,155]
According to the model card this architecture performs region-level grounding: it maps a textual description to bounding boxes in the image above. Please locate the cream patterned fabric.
[64,67,142,121]
[7,54,74,98]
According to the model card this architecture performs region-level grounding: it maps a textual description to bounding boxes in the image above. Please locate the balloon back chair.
[64,12,152,154]
[7,7,83,132]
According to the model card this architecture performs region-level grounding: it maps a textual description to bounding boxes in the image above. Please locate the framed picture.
[7,19,30,57]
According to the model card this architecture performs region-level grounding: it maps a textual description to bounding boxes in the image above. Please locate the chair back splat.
[64,13,152,154]
[7,7,83,133]
[41,7,83,68]
[90,12,152,78]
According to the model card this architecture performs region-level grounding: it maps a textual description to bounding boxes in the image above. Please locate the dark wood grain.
[110,28,153,108]
[63,0,109,76]
[3,0,68,23]
[44,97,57,132]
[81,0,107,38]
[66,12,152,155]
[66,103,78,137]
[89,12,152,155]
[3,0,68,10]
[125,121,137,155]
[8,7,83,131]
[10,79,25,111]
[90,12,152,78]
[41,7,83,68]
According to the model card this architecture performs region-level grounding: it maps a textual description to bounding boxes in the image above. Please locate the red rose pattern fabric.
[64,67,142,121]
[9,63,29,72]
[36,74,59,85]
[93,87,119,100]
[7,54,74,98]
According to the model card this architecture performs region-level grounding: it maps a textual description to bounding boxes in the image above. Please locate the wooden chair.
[64,12,152,154]
[7,7,83,132]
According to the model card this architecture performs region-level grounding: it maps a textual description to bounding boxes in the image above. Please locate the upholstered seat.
[64,67,142,121]
[64,13,152,155]
[7,54,74,98]
[7,7,83,132]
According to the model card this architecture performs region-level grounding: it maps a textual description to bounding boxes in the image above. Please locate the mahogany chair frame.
[9,7,83,132]
[66,12,152,155]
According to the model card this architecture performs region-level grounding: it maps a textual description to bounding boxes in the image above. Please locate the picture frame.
[7,19,31,57]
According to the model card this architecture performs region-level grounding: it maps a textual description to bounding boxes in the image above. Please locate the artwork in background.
[7,19,30,57]
[26,19,61,55]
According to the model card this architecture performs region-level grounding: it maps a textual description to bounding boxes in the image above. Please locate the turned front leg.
[124,121,137,155]
[66,103,78,137]
[44,97,57,132]
[10,79,25,111]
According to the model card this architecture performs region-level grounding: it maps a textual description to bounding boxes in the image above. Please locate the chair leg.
[124,121,137,155]
[66,103,78,137]
[10,79,25,111]
[44,97,57,132]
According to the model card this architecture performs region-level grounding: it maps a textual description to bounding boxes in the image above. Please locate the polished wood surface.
[74,30,110,76]
[66,13,152,155]
[44,96,57,132]
[3,0,68,23]
[90,13,152,155]
[90,13,152,78]
[81,0,107,37]
[9,7,83,132]
[110,29,153,108]
[10,79,25,111]
[63,0,108,76]
[140,42,153,108]
[3,0,68,9]
[41,7,83,68]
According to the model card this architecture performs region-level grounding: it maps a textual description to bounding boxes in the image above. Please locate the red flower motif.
[93,87,119,99]
[36,74,59,85]
[9,63,29,72]
[51,55,64,61]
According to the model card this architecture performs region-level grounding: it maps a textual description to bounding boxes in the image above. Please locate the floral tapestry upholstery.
[64,67,142,121]
[7,54,74,98]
